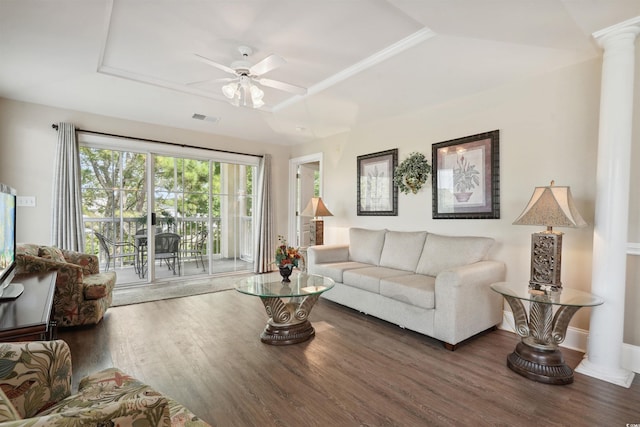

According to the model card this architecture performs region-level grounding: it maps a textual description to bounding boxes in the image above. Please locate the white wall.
[292,58,605,334]
[2,46,638,345]
[0,99,291,249]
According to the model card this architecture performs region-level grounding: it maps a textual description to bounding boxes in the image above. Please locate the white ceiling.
[1,0,639,146]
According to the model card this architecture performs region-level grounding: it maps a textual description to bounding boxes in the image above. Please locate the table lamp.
[513,181,586,290]
[301,197,333,245]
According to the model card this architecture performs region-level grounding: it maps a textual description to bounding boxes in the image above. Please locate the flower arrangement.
[275,235,301,269]
[394,152,431,194]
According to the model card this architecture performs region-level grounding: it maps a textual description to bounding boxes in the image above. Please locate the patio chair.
[155,232,181,275]
[181,229,208,271]
[94,231,137,272]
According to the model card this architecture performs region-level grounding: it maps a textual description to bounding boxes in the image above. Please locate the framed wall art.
[357,149,398,216]
[432,130,500,219]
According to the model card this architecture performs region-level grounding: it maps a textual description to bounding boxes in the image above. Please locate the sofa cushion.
[16,243,39,258]
[416,233,494,277]
[380,274,436,310]
[309,261,371,284]
[38,246,66,263]
[343,266,412,294]
[379,231,427,271]
[348,228,386,265]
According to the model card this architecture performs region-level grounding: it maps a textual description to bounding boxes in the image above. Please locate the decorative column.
[575,17,640,387]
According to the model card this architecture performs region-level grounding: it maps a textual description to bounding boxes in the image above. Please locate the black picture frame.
[357,149,398,216]
[432,130,500,219]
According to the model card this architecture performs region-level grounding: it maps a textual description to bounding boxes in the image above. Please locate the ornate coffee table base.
[507,342,574,385]
[259,295,320,345]
[261,320,315,345]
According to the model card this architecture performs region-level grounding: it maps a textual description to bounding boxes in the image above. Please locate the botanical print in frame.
[357,149,398,216]
[432,130,500,219]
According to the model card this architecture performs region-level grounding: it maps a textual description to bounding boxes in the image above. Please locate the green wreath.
[394,152,431,195]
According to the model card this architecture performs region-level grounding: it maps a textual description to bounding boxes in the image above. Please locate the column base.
[575,357,635,388]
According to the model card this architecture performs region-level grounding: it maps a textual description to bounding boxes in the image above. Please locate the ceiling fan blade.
[194,53,237,75]
[187,77,237,86]
[250,54,286,76]
[258,78,307,95]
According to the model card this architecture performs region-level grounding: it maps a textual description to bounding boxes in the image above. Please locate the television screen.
[0,185,16,293]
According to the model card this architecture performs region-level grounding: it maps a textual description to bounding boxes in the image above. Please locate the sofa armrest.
[433,260,506,346]
[2,395,171,427]
[0,389,21,423]
[307,245,350,265]
[61,250,100,275]
[0,340,72,419]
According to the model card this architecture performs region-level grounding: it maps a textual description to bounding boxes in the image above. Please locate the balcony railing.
[84,216,252,268]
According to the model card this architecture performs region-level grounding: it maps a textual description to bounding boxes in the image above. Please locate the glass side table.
[235,273,334,345]
[490,282,603,385]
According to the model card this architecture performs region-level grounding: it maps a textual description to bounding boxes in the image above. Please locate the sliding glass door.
[80,143,256,286]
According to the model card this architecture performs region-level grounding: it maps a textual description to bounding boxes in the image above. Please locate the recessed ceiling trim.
[95,0,114,72]
[98,65,239,103]
[271,27,437,112]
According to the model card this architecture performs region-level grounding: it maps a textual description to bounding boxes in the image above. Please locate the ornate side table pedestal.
[491,282,603,385]
[236,273,334,345]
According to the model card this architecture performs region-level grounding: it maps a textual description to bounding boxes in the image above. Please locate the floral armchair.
[15,244,116,327]
[0,340,210,426]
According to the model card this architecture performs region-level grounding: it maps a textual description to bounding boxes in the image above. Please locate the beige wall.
[0,98,291,248]
[292,55,640,341]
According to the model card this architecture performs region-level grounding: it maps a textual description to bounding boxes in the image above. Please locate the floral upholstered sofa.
[0,340,210,426]
[16,244,116,327]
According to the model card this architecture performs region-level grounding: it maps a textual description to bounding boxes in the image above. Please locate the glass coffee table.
[235,273,334,345]
[491,282,603,384]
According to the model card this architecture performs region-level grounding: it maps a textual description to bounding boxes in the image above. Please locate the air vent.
[192,113,220,124]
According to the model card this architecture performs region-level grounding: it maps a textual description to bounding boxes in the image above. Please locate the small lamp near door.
[513,181,586,290]
[301,197,333,245]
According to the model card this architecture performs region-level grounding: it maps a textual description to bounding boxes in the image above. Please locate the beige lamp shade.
[301,197,333,218]
[513,183,586,229]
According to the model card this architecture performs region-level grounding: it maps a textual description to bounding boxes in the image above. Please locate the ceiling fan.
[194,46,307,108]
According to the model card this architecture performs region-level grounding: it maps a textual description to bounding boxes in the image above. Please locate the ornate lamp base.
[529,231,563,289]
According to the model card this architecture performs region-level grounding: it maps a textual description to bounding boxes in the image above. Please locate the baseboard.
[498,310,640,374]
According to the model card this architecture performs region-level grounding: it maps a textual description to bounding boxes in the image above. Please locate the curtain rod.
[51,124,264,158]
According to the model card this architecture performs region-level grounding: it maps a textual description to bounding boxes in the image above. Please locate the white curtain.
[254,154,274,273]
[52,123,85,251]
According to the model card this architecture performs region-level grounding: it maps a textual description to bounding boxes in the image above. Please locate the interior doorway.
[288,153,323,248]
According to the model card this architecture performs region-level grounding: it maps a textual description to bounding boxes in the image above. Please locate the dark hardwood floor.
[59,290,640,426]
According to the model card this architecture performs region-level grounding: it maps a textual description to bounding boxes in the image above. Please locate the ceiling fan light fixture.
[250,85,264,101]
[222,83,237,99]
[250,85,264,108]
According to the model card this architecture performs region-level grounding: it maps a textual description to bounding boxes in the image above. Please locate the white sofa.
[307,228,506,350]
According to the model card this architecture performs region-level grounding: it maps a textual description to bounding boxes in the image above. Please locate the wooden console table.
[0,272,57,342]
[490,282,603,385]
